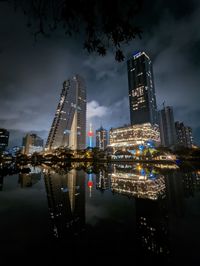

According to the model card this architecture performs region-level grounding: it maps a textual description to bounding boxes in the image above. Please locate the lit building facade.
[109,123,160,150]
[159,106,176,147]
[0,128,9,152]
[22,133,43,155]
[96,126,108,150]
[46,74,86,151]
[127,51,157,125]
[175,121,193,148]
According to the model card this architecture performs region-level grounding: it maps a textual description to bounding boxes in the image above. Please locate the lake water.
[0,162,200,264]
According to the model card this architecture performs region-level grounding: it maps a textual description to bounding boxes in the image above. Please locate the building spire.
[162,101,165,108]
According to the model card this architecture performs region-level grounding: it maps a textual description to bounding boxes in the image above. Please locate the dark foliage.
[10,0,143,61]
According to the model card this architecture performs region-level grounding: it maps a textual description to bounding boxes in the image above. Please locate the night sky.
[0,0,200,147]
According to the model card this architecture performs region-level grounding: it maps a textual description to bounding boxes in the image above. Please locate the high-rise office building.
[96,126,108,150]
[0,128,9,152]
[127,51,157,125]
[159,106,176,147]
[22,133,44,155]
[175,122,193,148]
[46,74,86,150]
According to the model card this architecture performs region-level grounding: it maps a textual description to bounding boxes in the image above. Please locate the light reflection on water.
[0,162,200,264]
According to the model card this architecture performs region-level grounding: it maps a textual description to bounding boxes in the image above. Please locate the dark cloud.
[0,0,200,146]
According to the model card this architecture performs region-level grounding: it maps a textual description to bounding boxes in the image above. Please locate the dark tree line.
[9,0,143,61]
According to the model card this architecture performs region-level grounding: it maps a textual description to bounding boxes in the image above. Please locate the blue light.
[138,145,145,151]
[148,172,156,179]
[61,187,68,193]
[132,51,141,57]
[88,173,93,181]
[89,137,93,148]
[146,140,155,148]
[140,169,146,176]
[129,149,136,155]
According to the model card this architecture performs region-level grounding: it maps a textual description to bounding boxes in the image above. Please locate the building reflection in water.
[96,169,110,192]
[106,163,200,260]
[43,166,85,238]
[0,172,3,191]
[18,166,41,188]
[110,164,166,200]
[107,163,168,257]
[40,162,200,261]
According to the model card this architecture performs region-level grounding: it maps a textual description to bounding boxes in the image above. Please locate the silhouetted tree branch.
[10,0,143,61]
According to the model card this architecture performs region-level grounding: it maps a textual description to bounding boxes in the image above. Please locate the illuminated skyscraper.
[96,126,108,150]
[46,75,86,150]
[127,52,157,125]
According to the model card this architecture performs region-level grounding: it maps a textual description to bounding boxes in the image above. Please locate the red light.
[87,181,93,187]
[88,132,94,137]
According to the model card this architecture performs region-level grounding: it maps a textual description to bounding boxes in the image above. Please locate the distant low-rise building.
[96,126,108,150]
[22,133,44,155]
[175,122,193,148]
[0,128,9,152]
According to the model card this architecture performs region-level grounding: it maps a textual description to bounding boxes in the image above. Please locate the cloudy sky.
[0,0,200,147]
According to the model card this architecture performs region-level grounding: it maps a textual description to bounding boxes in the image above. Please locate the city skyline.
[0,0,200,147]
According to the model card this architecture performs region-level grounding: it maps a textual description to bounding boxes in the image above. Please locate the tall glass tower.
[127,51,157,125]
[159,106,176,147]
[46,74,86,150]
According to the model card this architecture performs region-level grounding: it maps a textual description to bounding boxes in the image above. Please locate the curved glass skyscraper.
[46,74,86,150]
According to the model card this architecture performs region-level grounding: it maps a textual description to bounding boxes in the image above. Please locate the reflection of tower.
[182,171,200,197]
[0,174,4,191]
[96,170,110,191]
[46,75,86,150]
[109,163,170,258]
[165,172,184,217]
[87,173,93,198]
[44,167,85,238]
[87,123,94,148]
[135,198,169,258]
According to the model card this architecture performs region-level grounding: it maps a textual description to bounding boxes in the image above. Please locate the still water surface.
[0,163,200,264]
